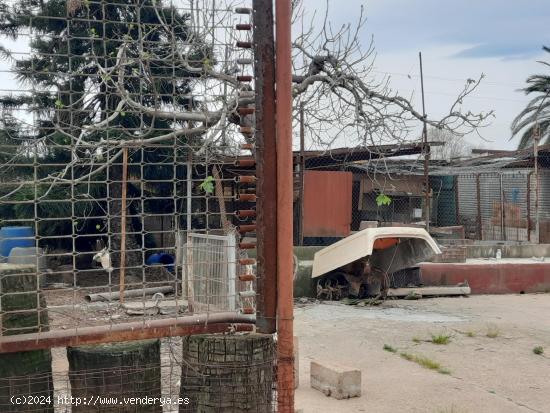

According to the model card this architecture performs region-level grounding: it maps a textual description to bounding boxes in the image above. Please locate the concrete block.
[294,336,299,389]
[310,361,361,399]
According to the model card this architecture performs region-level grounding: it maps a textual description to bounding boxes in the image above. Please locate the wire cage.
[0,0,289,411]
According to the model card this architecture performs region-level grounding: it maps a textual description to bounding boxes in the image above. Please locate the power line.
[399,88,528,104]
[374,69,525,88]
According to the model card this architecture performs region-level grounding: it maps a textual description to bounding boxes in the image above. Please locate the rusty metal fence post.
[275,0,295,410]
[252,0,277,336]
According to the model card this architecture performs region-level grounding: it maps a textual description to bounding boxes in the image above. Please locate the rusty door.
[302,170,353,237]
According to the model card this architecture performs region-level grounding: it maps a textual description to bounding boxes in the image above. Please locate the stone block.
[310,360,361,399]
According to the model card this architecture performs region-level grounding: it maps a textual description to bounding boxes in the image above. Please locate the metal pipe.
[235,209,256,218]
[500,173,506,240]
[0,314,255,354]
[534,128,540,243]
[527,172,532,241]
[236,193,257,202]
[186,157,192,233]
[234,158,256,167]
[419,52,430,232]
[275,0,295,409]
[84,286,174,302]
[298,103,305,246]
[120,147,128,303]
[253,0,277,335]
[237,224,257,233]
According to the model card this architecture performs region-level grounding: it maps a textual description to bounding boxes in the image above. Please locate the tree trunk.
[179,334,275,412]
[0,264,53,412]
[67,339,162,413]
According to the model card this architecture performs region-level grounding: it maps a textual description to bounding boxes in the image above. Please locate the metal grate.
[184,231,238,312]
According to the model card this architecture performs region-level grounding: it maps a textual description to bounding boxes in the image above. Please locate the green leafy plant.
[199,176,215,194]
[399,352,450,375]
[376,193,392,206]
[431,333,452,345]
[533,346,544,355]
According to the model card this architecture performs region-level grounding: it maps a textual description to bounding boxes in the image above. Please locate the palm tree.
[511,46,550,149]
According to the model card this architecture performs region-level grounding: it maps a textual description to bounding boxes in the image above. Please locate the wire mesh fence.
[0,0,287,411]
[0,335,277,412]
[0,0,261,333]
[294,155,548,246]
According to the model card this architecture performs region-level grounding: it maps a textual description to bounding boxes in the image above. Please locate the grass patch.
[486,324,500,338]
[533,346,544,355]
[412,336,422,343]
[383,344,397,353]
[399,351,451,375]
[430,333,452,345]
[465,330,476,337]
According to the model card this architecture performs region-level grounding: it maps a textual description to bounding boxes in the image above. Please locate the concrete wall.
[466,243,550,259]
[420,262,550,294]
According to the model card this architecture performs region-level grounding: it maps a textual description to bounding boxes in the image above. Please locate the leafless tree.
[290,0,493,151]
[0,0,494,196]
[428,127,472,161]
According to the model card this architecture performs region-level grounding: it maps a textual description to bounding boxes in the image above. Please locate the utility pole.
[534,124,540,243]
[419,52,430,231]
[532,89,549,244]
[298,103,305,246]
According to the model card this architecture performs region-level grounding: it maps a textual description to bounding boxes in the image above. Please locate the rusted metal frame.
[275,0,295,410]
[252,0,277,335]
[0,314,255,354]
[476,174,482,240]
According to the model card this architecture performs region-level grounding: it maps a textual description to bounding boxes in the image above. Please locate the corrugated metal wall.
[431,176,457,226]
[453,170,550,241]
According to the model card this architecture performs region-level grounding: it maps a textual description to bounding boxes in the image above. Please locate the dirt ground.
[294,294,550,413]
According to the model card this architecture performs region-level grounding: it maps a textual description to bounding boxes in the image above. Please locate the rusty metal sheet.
[302,171,352,237]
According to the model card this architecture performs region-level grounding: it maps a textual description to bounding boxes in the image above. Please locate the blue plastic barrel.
[146,253,175,273]
[0,226,35,260]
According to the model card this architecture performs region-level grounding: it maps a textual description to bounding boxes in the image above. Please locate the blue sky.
[302,0,550,149]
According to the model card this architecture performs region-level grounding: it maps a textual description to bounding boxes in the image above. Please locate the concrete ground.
[294,294,550,413]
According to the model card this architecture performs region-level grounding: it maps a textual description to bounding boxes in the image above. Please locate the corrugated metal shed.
[302,171,352,237]
[452,170,550,241]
